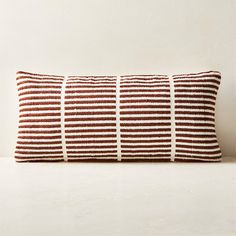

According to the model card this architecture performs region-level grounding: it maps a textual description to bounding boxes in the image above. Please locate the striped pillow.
[15,71,222,162]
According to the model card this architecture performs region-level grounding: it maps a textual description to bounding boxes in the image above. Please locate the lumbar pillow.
[15,70,222,162]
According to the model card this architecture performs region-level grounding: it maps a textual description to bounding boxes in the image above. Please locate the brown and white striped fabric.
[15,71,222,162]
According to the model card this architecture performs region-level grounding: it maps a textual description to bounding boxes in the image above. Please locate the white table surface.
[0,157,235,236]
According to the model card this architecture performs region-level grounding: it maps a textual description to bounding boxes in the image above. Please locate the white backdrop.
[0,0,235,157]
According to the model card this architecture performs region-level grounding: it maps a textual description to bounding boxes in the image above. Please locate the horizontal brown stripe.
[120,99,170,104]
[122,149,171,153]
[18,130,61,134]
[19,118,61,123]
[175,111,214,116]
[174,84,218,89]
[66,85,116,89]
[67,81,116,85]
[120,110,170,115]
[16,146,62,150]
[175,117,214,122]
[118,159,171,162]
[20,107,60,112]
[121,139,171,143]
[120,79,168,83]
[176,139,217,144]
[175,105,214,111]
[67,150,117,154]
[121,154,171,158]
[175,122,215,127]
[173,79,220,85]
[120,89,170,93]
[120,105,170,109]
[65,95,116,99]
[65,117,116,122]
[175,158,220,162]
[20,113,61,118]
[65,105,115,110]
[65,134,117,139]
[120,81,169,85]
[175,100,215,105]
[15,150,63,155]
[66,89,115,94]
[65,123,116,128]
[18,135,61,139]
[173,74,221,80]
[67,155,117,158]
[120,94,170,98]
[17,141,61,145]
[121,75,167,79]
[66,129,116,133]
[19,90,60,96]
[19,124,61,129]
[15,156,64,159]
[65,111,116,116]
[175,89,217,95]
[19,101,61,106]
[66,140,116,144]
[68,76,116,80]
[16,75,63,81]
[120,116,170,121]
[175,154,221,160]
[17,80,62,86]
[175,94,216,100]
[20,96,60,101]
[121,144,171,148]
[65,100,115,105]
[120,84,170,88]
[176,144,219,150]
[176,134,216,138]
[121,122,171,127]
[18,85,61,91]
[176,128,215,133]
[121,133,170,138]
[66,145,117,149]
[176,149,221,155]
[121,128,171,133]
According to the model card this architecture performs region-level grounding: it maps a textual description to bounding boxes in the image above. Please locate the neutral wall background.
[0,0,235,157]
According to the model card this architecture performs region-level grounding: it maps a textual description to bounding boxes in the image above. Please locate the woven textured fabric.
[15,71,222,162]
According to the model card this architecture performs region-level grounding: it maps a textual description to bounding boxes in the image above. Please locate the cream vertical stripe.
[61,76,68,162]
[169,75,176,162]
[116,76,122,161]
